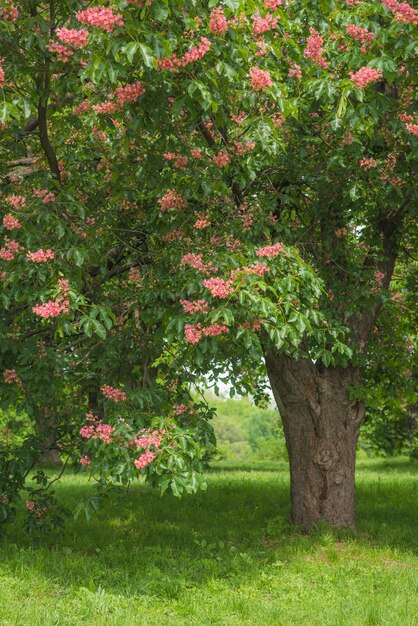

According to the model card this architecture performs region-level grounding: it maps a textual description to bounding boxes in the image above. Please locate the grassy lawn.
[0,458,417,626]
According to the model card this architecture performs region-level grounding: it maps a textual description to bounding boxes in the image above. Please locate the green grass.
[0,458,417,626]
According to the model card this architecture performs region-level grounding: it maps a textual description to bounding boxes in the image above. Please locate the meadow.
[0,457,416,626]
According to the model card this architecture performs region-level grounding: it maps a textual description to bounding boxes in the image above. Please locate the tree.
[0,0,416,528]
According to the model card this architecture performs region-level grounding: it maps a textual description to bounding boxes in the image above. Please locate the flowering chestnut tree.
[0,0,416,528]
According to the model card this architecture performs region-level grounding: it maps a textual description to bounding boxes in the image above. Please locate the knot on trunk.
[314,446,336,470]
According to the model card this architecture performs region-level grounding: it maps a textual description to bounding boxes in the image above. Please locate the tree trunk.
[265,351,365,527]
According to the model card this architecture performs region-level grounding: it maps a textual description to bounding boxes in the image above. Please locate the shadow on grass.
[0,461,416,600]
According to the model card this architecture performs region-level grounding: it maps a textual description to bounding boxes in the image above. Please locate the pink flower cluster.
[3,369,22,387]
[213,150,231,167]
[180,299,209,315]
[256,241,285,258]
[181,253,217,274]
[3,214,21,230]
[94,81,145,114]
[249,66,273,91]
[80,456,91,467]
[27,248,55,262]
[164,152,189,169]
[405,123,418,135]
[289,63,302,79]
[173,404,188,415]
[32,280,69,319]
[1,2,18,22]
[0,238,23,261]
[209,7,228,34]
[132,429,163,449]
[349,66,383,88]
[76,6,124,32]
[0,65,4,89]
[346,24,374,43]
[33,189,56,203]
[56,27,89,48]
[252,13,279,35]
[304,28,329,69]
[184,322,229,344]
[6,194,26,209]
[264,0,283,7]
[359,157,378,169]
[194,213,211,229]
[115,81,145,105]
[203,277,234,299]
[47,42,74,62]
[26,501,47,517]
[101,385,127,402]
[382,0,418,24]
[158,189,186,212]
[233,140,256,155]
[240,263,271,276]
[158,37,211,71]
[134,450,156,469]
[80,421,115,444]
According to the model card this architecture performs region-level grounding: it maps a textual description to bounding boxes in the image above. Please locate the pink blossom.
[32,280,70,319]
[0,238,23,261]
[76,6,124,32]
[241,263,270,276]
[405,123,418,135]
[0,65,4,88]
[6,194,26,209]
[134,449,156,469]
[32,298,69,319]
[359,157,378,169]
[133,429,163,449]
[252,13,279,35]
[80,456,91,467]
[264,0,284,8]
[209,7,228,35]
[27,248,55,262]
[191,148,202,159]
[0,2,18,22]
[256,241,285,258]
[3,214,21,230]
[212,150,231,167]
[288,63,302,79]
[381,0,418,24]
[33,189,56,203]
[158,37,212,71]
[249,66,273,91]
[101,385,127,402]
[80,421,114,444]
[158,189,186,212]
[194,213,211,229]
[56,27,89,48]
[184,323,203,344]
[304,28,329,69]
[115,81,145,105]
[202,277,235,298]
[181,253,217,274]
[47,42,73,62]
[349,66,383,88]
[3,369,22,387]
[202,323,229,337]
[173,404,188,415]
[346,24,374,43]
[26,501,36,512]
[180,299,209,314]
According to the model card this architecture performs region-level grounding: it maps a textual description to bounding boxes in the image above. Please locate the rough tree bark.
[265,351,365,527]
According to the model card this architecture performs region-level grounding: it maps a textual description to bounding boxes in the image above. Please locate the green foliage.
[0,0,416,526]
[207,394,288,462]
